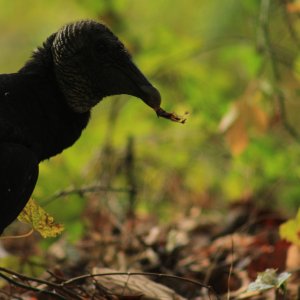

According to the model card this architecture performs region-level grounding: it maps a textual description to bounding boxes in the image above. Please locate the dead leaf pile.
[0,199,299,299]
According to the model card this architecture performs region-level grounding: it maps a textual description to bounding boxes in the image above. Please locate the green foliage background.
[0,0,299,240]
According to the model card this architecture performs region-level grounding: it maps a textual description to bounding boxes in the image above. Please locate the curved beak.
[139,84,161,111]
[114,60,187,124]
[120,60,161,110]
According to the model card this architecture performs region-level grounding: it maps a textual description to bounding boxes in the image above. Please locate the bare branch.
[43,184,133,206]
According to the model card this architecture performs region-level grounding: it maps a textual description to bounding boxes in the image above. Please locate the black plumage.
[0,20,161,234]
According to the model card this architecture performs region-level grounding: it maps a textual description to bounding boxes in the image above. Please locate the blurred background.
[0,0,299,241]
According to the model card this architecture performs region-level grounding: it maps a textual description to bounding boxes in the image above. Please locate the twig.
[46,270,87,300]
[125,136,137,217]
[0,267,60,288]
[0,229,34,240]
[0,270,66,300]
[43,184,133,206]
[0,267,83,300]
[227,236,234,300]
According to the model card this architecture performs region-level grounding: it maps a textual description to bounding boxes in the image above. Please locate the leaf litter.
[0,197,299,299]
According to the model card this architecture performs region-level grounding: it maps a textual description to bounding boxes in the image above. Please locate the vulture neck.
[19,33,57,76]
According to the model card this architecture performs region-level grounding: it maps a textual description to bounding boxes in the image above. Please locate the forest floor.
[0,197,299,300]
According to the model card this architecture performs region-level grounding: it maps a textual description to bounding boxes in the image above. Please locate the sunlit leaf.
[18,198,64,238]
[247,269,291,292]
[279,208,300,246]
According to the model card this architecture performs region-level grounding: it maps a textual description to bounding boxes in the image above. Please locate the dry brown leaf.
[92,267,186,300]
[251,105,268,132]
[287,2,300,13]
[224,116,249,156]
[220,92,269,155]
[286,244,300,270]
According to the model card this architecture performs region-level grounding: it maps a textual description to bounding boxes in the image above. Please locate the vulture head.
[51,20,161,113]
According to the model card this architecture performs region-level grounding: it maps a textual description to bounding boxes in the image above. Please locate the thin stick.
[227,236,234,300]
[0,267,60,288]
[0,229,34,240]
[43,184,133,206]
[0,271,66,300]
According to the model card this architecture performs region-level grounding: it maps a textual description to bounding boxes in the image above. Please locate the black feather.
[0,20,161,233]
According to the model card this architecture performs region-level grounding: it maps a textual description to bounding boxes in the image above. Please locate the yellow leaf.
[279,208,300,246]
[18,198,64,238]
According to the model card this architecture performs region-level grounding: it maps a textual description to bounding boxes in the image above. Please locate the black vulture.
[0,20,163,234]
